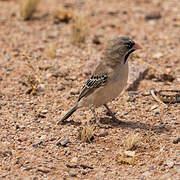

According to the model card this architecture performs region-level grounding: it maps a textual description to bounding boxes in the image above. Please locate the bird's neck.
[103,56,128,69]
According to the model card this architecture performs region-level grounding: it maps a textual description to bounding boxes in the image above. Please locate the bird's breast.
[80,63,129,107]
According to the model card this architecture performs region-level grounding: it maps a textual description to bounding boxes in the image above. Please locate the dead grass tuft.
[22,54,40,95]
[79,121,94,143]
[117,150,135,165]
[20,0,40,20]
[54,6,73,23]
[124,134,140,150]
[71,14,88,46]
[46,43,57,59]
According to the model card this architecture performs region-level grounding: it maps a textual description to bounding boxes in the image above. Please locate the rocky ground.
[0,0,180,179]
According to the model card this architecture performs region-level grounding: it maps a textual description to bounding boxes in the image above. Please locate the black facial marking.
[125,40,135,49]
[124,49,135,64]
[128,40,135,49]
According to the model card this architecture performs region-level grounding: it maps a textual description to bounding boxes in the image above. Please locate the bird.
[58,36,141,125]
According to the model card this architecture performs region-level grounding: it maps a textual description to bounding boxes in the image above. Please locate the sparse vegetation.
[20,0,40,20]
[79,120,94,143]
[71,14,88,46]
[124,134,140,150]
[22,54,40,95]
[0,0,179,179]
[54,6,73,23]
[117,150,135,165]
[46,43,57,59]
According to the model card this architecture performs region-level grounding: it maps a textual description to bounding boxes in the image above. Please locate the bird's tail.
[57,105,78,125]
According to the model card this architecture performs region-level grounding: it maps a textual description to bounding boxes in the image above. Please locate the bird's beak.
[134,42,142,50]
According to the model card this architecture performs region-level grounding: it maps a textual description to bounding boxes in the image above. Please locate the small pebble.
[99,130,108,137]
[32,141,45,148]
[66,76,77,81]
[151,105,158,110]
[160,173,171,180]
[127,97,136,102]
[173,137,180,144]
[142,92,151,96]
[166,160,174,168]
[69,169,77,177]
[40,135,47,140]
[71,157,78,163]
[70,89,79,95]
[57,83,65,91]
[57,137,70,147]
[154,109,160,115]
[153,52,163,59]
[39,84,46,89]
[50,137,56,141]
[124,151,135,157]
[145,12,161,20]
[92,35,101,45]
[62,80,72,86]
[142,171,151,177]
[41,109,48,114]
[128,91,138,96]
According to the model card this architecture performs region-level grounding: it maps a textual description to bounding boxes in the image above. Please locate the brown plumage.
[58,36,141,124]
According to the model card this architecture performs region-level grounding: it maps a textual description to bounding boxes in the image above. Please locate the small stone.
[153,52,163,59]
[46,73,52,79]
[128,91,138,96]
[39,84,46,89]
[151,105,158,110]
[62,80,72,87]
[41,109,48,114]
[69,169,77,177]
[154,109,160,115]
[92,35,101,45]
[57,137,70,147]
[177,78,180,82]
[40,135,46,140]
[124,151,135,157]
[148,20,156,26]
[142,171,151,177]
[160,173,171,180]
[70,89,79,95]
[50,137,56,141]
[66,76,77,81]
[57,83,65,91]
[71,157,78,163]
[16,125,20,130]
[145,12,161,20]
[32,141,45,148]
[142,92,151,96]
[37,167,50,173]
[127,97,136,102]
[173,137,180,144]
[166,160,174,168]
[99,130,108,137]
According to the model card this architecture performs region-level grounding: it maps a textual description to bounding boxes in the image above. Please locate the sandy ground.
[0,0,180,179]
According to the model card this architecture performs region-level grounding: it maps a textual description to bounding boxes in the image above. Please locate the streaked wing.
[78,74,108,101]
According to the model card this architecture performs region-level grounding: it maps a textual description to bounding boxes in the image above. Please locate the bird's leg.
[90,107,99,124]
[103,104,117,120]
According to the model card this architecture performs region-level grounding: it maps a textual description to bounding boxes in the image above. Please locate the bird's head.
[104,36,141,64]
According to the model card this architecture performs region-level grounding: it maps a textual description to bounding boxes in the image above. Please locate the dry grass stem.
[20,0,40,20]
[54,6,73,23]
[46,44,57,59]
[71,14,88,46]
[117,151,135,165]
[22,53,40,95]
[150,88,167,107]
[124,134,140,151]
[80,120,94,143]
